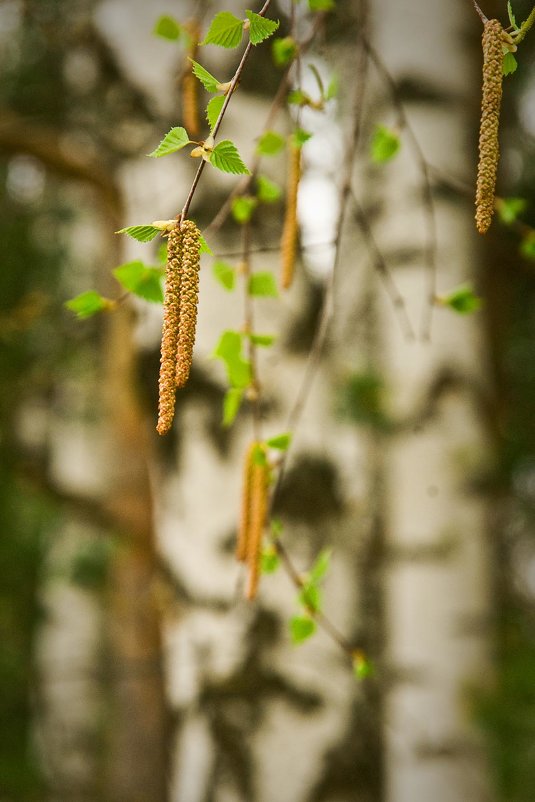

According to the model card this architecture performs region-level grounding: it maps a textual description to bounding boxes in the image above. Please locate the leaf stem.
[514,7,535,43]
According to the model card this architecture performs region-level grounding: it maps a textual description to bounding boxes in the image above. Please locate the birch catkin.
[176,219,201,388]
[181,21,201,138]
[245,456,269,601]
[236,442,257,563]
[280,143,301,290]
[475,19,504,234]
[157,227,182,436]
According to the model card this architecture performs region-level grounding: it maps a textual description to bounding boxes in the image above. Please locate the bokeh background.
[1,1,534,801]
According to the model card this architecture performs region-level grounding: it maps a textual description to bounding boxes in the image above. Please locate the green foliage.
[272,36,297,67]
[213,260,236,291]
[256,130,285,155]
[497,197,527,224]
[371,125,401,163]
[339,371,390,430]
[113,260,163,303]
[261,545,280,573]
[288,88,308,106]
[249,332,276,346]
[116,224,161,243]
[520,232,535,260]
[213,330,251,388]
[232,195,258,223]
[148,126,191,157]
[503,52,518,76]
[248,271,278,297]
[309,548,331,583]
[352,651,373,680]
[202,11,244,48]
[440,283,482,315]
[222,387,244,426]
[325,73,339,100]
[308,0,335,11]
[206,95,225,129]
[257,174,281,203]
[70,538,115,589]
[245,10,279,45]
[290,615,316,644]
[507,1,518,29]
[210,140,250,174]
[252,443,268,466]
[65,290,110,318]
[291,128,312,148]
[199,234,213,255]
[266,433,292,451]
[190,59,220,92]
[153,15,182,41]
[299,583,321,613]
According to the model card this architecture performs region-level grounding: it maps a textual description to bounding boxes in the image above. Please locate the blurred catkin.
[475,19,504,234]
[176,219,201,388]
[245,454,269,601]
[236,442,257,563]
[182,21,201,138]
[157,227,182,436]
[280,143,301,289]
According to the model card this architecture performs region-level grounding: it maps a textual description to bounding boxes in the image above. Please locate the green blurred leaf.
[507,1,518,29]
[116,225,161,243]
[371,125,400,163]
[212,260,236,291]
[190,59,220,92]
[210,140,250,174]
[206,95,225,130]
[325,73,339,100]
[202,11,244,48]
[520,232,535,260]
[232,195,258,224]
[70,538,115,589]
[248,271,278,297]
[290,615,316,644]
[266,432,291,450]
[149,127,191,157]
[199,234,213,255]
[497,197,527,224]
[113,260,163,303]
[440,283,482,315]
[291,128,312,148]
[249,332,276,346]
[213,330,251,388]
[288,88,308,106]
[153,15,182,41]
[272,36,297,67]
[252,443,268,466]
[352,651,373,680]
[309,0,335,10]
[503,52,518,76]
[299,583,322,613]
[245,10,279,45]
[65,290,110,318]
[222,387,244,426]
[309,548,331,583]
[261,546,280,574]
[157,243,168,264]
[256,130,285,156]
[257,174,281,203]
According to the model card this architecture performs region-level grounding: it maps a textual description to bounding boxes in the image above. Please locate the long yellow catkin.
[280,143,301,290]
[182,21,200,138]
[157,227,182,436]
[245,455,269,601]
[475,19,504,234]
[175,219,201,388]
[236,442,257,563]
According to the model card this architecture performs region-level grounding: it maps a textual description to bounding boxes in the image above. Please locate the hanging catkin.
[475,19,504,234]
[182,21,201,138]
[280,142,301,290]
[245,453,269,601]
[157,227,182,436]
[176,219,201,388]
[236,441,257,563]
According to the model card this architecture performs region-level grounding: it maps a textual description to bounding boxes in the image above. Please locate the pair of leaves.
[149,127,250,175]
[290,549,331,644]
[202,10,279,49]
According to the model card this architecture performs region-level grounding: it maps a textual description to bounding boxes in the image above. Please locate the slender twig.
[514,7,535,43]
[240,222,263,442]
[471,0,488,24]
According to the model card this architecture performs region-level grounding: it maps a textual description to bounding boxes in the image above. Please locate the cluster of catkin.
[280,141,302,289]
[475,18,505,234]
[236,442,270,600]
[157,219,201,436]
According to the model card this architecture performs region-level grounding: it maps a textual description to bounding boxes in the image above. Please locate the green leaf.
[245,10,279,45]
[153,15,182,41]
[290,615,316,644]
[497,197,527,224]
[206,95,225,130]
[325,73,339,100]
[149,127,191,157]
[213,330,251,388]
[272,36,297,67]
[309,549,331,583]
[271,518,283,537]
[371,125,400,163]
[222,387,244,426]
[440,283,482,315]
[266,432,291,450]
[116,225,161,243]
[299,583,321,613]
[291,128,312,148]
[352,651,373,680]
[232,195,257,224]
[65,290,110,318]
[256,130,285,156]
[507,1,518,29]
[157,243,168,264]
[113,260,163,303]
[252,443,268,466]
[190,59,220,92]
[257,175,281,204]
[503,52,517,76]
[520,232,535,260]
[249,333,276,347]
[212,260,236,291]
[308,0,335,10]
[210,140,250,175]
[288,88,308,106]
[202,11,244,48]
[248,271,278,297]
[261,546,280,574]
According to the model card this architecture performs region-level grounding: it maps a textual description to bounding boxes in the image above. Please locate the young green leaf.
[261,546,280,574]
[299,584,322,613]
[116,225,161,243]
[113,260,163,303]
[290,615,316,644]
[325,73,339,100]
[266,432,291,451]
[291,128,312,148]
[210,140,250,175]
[309,0,335,10]
[231,195,257,224]
[148,127,191,157]
[65,290,111,318]
[157,243,167,265]
[222,387,244,426]
[199,234,213,255]
[249,333,276,347]
[252,443,268,466]
[440,283,482,315]
[497,197,527,224]
[206,95,225,130]
[212,260,236,291]
[257,175,281,203]
[248,271,278,297]
[213,330,251,388]
[256,130,285,156]
[190,59,220,92]
[272,36,297,67]
[288,88,308,106]
[309,549,331,583]
[245,10,279,45]
[352,651,373,680]
[202,11,244,48]
[520,232,535,260]
[371,125,400,163]
[503,52,518,76]
[153,15,182,41]
[507,1,518,29]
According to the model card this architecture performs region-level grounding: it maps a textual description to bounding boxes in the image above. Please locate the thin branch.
[471,0,488,24]
[514,7,535,43]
